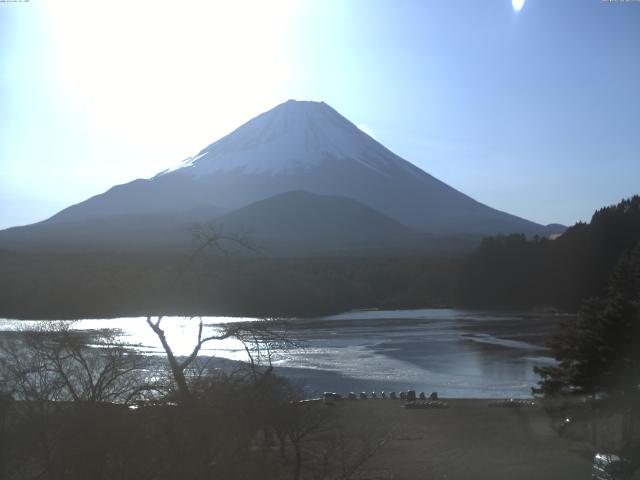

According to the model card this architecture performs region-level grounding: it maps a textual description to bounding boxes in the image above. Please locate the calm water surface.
[0,309,560,398]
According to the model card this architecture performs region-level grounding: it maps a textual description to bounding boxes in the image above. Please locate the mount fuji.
[0,100,563,254]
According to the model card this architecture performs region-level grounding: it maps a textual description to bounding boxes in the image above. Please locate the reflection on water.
[0,309,559,398]
[0,316,256,361]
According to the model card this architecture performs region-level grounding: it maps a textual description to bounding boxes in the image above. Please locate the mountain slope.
[0,100,566,256]
[42,100,560,238]
[0,214,197,252]
[0,190,482,255]
[211,190,428,255]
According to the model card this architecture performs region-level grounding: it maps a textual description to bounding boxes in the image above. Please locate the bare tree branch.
[189,224,263,261]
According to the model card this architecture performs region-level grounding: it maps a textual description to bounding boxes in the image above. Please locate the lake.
[0,309,561,398]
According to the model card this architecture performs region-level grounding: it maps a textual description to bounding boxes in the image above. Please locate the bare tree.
[0,322,154,480]
[282,402,333,480]
[233,320,297,379]
[145,316,297,402]
[190,223,261,260]
[145,316,227,403]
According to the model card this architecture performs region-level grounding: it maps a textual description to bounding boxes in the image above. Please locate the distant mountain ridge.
[0,100,564,254]
[211,190,427,255]
[0,191,478,255]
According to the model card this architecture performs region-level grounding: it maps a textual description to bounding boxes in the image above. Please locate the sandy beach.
[326,398,591,480]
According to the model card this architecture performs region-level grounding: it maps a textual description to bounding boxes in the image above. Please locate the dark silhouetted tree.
[535,242,640,395]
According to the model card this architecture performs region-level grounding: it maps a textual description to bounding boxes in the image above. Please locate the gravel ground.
[328,398,592,480]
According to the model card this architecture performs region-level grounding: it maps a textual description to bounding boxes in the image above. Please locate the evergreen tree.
[535,243,640,395]
[457,195,640,310]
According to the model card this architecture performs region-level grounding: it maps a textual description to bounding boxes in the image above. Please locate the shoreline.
[1,309,559,399]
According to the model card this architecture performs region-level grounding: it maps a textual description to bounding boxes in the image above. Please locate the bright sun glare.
[512,0,525,12]
[42,0,297,156]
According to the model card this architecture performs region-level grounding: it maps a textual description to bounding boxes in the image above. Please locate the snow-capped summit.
[160,100,417,178]
[21,100,563,242]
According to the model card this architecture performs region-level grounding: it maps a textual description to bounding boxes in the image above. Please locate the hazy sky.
[1,0,639,229]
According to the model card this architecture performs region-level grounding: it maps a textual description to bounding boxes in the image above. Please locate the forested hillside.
[2,197,636,319]
[0,252,458,319]
[456,196,640,310]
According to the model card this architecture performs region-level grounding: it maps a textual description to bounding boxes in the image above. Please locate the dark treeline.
[535,241,640,396]
[529,204,640,453]
[0,251,460,319]
[2,196,637,319]
[456,196,640,310]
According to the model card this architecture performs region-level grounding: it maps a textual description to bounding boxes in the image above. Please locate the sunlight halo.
[512,0,525,12]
